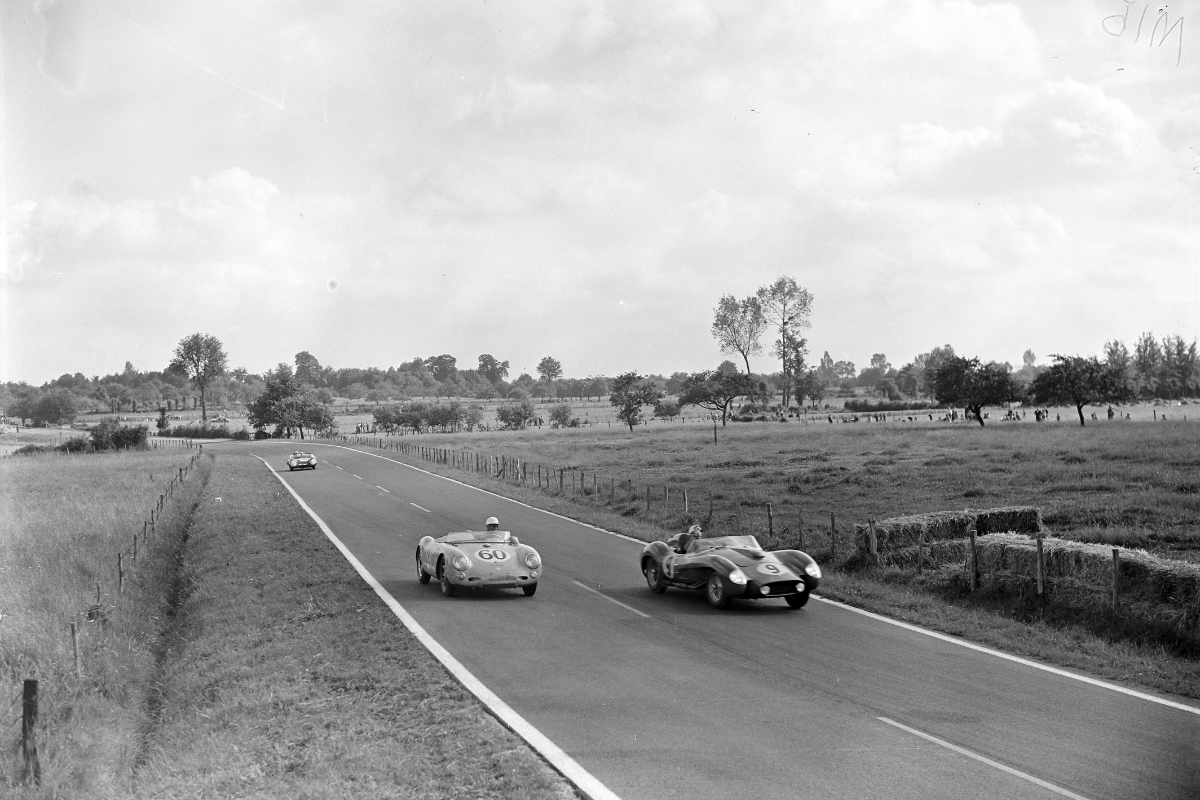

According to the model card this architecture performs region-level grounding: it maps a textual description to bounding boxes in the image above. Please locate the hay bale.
[855,511,974,553]
[974,506,1042,536]
[975,533,1200,619]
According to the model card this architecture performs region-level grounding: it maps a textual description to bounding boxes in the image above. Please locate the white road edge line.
[571,580,651,618]
[253,456,622,800]
[877,717,1092,800]
[817,596,1200,716]
[410,502,431,513]
[265,441,1200,718]
[376,486,391,493]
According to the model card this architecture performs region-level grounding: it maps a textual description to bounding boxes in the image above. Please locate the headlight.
[728,568,747,585]
[452,554,470,571]
[288,460,296,466]
[524,552,541,569]
[805,562,822,578]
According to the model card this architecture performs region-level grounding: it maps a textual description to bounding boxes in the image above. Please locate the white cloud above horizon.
[3,0,1197,384]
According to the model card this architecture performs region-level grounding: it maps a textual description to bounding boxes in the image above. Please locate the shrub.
[253,429,272,440]
[843,399,939,412]
[164,424,231,439]
[496,400,536,430]
[549,403,573,428]
[89,419,150,451]
[230,429,251,441]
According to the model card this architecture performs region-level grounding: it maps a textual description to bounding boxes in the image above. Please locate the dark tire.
[706,572,730,609]
[288,466,294,471]
[644,560,667,594]
[416,551,431,584]
[785,591,809,609]
[522,583,538,597]
[438,558,457,597]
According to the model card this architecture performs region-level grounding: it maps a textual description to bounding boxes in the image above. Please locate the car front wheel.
[785,591,809,609]
[522,583,537,597]
[438,558,457,597]
[416,552,431,584]
[706,572,730,609]
[644,560,668,594]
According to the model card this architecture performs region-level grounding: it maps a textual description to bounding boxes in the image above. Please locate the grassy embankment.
[1,449,576,799]
[346,418,1200,699]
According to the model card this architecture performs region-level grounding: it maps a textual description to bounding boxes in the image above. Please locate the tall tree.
[609,372,663,431]
[1132,332,1162,398]
[931,356,1017,427]
[294,351,323,386]
[424,354,458,382]
[756,276,813,409]
[170,333,227,423]
[711,294,767,375]
[1030,355,1132,426]
[536,356,563,384]
[677,369,757,426]
[477,354,510,385]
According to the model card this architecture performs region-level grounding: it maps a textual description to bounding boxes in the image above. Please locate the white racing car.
[286,451,318,471]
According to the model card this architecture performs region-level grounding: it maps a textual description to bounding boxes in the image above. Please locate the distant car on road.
[641,533,820,609]
[417,530,541,597]
[286,451,317,471]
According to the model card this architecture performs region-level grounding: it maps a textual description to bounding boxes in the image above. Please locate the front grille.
[767,581,800,595]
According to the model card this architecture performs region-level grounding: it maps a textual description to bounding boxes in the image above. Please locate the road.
[234,441,1200,800]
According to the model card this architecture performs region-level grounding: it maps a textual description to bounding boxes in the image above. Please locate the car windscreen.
[692,535,761,552]
[441,531,512,544]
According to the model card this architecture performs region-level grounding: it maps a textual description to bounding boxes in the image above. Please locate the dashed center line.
[376,486,391,493]
[352,474,363,480]
[410,503,431,513]
[877,717,1092,800]
[334,465,344,470]
[571,580,651,618]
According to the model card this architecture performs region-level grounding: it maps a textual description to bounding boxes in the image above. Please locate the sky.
[2,0,1197,385]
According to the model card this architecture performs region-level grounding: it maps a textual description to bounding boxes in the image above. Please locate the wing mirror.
[510,536,520,546]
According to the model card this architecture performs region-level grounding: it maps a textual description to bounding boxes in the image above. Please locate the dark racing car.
[641,531,821,609]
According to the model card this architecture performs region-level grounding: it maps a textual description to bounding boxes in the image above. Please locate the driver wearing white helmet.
[485,516,500,532]
[676,524,703,554]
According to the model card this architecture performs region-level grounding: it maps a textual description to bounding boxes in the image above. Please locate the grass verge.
[130,451,576,800]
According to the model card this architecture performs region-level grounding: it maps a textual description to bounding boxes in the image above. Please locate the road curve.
[229,441,1200,800]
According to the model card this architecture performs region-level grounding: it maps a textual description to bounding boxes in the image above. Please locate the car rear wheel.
[785,591,809,609]
[438,558,456,597]
[644,560,668,594]
[706,572,730,609]
[416,551,431,584]
[522,583,538,597]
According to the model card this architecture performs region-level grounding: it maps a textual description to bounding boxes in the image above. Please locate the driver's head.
[485,516,500,531]
[687,524,702,538]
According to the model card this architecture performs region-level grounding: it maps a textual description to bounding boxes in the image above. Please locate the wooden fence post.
[767,504,773,538]
[683,489,688,514]
[71,622,81,679]
[868,518,878,564]
[969,525,979,591]
[734,501,740,534]
[22,679,40,785]
[118,553,124,594]
[1112,548,1120,614]
[797,510,804,550]
[1036,538,1044,597]
[830,513,837,561]
[646,485,651,513]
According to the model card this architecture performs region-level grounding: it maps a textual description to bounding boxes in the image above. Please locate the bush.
[843,399,939,412]
[90,419,149,451]
[253,429,271,440]
[496,400,536,430]
[549,403,573,428]
[230,429,251,441]
[164,424,231,439]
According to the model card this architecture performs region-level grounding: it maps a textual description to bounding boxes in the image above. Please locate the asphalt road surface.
[233,441,1200,800]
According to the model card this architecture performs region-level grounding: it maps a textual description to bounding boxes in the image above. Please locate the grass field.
[0,447,576,799]
[360,417,1200,563]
